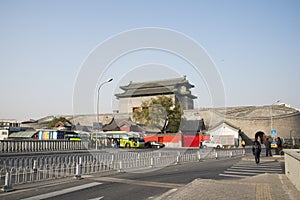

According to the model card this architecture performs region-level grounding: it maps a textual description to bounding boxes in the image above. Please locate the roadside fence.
[0,148,245,191]
[0,140,89,153]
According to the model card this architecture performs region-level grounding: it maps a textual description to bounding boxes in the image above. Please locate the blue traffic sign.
[271,130,277,136]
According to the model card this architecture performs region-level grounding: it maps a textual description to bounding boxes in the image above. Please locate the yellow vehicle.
[271,142,278,149]
[64,133,81,141]
[119,136,145,148]
[91,131,127,141]
[90,131,145,148]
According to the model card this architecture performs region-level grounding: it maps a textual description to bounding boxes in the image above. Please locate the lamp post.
[97,78,113,123]
[270,100,280,137]
[96,78,113,150]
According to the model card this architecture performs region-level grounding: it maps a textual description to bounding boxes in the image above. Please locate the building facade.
[184,104,300,141]
[115,76,197,114]
[0,120,21,133]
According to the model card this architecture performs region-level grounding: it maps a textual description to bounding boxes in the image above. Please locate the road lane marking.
[235,163,281,166]
[223,171,261,175]
[150,188,178,199]
[92,177,184,188]
[227,168,282,173]
[21,182,102,200]
[0,179,79,197]
[218,173,249,178]
[88,196,104,200]
[234,165,282,169]
[231,166,282,171]
[219,159,283,179]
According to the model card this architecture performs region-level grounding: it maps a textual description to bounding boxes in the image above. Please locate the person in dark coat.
[276,137,283,155]
[265,138,272,157]
[252,138,261,164]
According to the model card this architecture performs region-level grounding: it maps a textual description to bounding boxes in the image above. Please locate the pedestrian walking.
[265,138,272,157]
[276,137,283,155]
[252,138,261,164]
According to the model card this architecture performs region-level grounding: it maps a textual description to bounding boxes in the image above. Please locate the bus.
[90,131,145,148]
[38,129,81,141]
[64,132,81,141]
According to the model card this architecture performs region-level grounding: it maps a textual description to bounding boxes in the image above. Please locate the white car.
[202,141,223,148]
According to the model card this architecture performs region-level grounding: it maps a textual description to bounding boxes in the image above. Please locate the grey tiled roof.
[9,131,37,138]
[120,76,194,90]
[116,76,196,99]
[116,87,174,98]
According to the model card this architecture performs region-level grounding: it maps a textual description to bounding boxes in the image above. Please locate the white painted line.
[231,166,282,171]
[234,164,281,166]
[82,175,95,178]
[233,165,282,169]
[22,182,102,200]
[227,168,281,173]
[233,165,281,169]
[235,163,281,166]
[238,161,280,165]
[223,171,260,175]
[219,173,249,178]
[88,196,104,200]
[231,168,282,172]
[236,163,281,166]
[150,188,178,199]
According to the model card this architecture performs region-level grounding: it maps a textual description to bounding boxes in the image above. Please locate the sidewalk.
[155,156,300,200]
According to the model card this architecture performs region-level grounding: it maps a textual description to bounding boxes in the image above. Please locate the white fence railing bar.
[0,148,245,189]
[0,140,89,153]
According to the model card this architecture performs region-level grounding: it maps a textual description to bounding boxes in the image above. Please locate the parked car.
[202,140,223,149]
[145,141,165,149]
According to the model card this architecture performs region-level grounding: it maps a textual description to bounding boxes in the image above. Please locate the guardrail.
[284,149,300,191]
[0,140,89,153]
[0,148,245,191]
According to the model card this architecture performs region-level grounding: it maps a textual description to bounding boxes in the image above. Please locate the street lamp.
[97,78,113,123]
[95,78,113,150]
[270,100,280,136]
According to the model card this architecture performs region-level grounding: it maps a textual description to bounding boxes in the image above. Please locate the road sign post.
[271,130,277,137]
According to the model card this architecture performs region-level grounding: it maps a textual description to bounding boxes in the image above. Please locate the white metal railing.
[0,148,245,190]
[0,140,89,153]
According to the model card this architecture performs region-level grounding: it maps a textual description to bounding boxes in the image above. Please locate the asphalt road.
[0,156,242,200]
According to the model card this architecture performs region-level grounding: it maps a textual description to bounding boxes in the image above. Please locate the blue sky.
[0,0,299,120]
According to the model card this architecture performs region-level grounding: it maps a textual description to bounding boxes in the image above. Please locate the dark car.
[145,141,165,149]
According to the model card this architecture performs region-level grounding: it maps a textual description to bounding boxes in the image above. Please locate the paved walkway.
[155,156,300,200]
